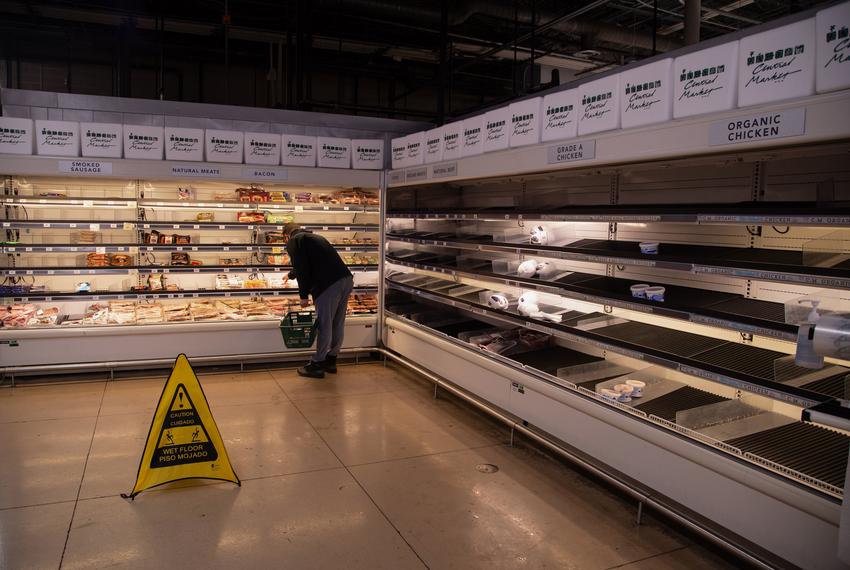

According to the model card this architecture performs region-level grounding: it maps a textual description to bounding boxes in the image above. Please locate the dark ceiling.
[0,0,832,123]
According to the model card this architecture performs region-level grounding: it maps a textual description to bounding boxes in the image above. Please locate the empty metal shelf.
[594,321,728,357]
[726,422,850,489]
[510,346,602,376]
[634,386,729,422]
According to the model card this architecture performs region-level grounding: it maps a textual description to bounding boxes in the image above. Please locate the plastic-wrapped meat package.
[108,301,137,325]
[215,299,244,320]
[189,301,220,321]
[27,306,61,327]
[2,304,37,327]
[83,303,109,325]
[135,303,164,324]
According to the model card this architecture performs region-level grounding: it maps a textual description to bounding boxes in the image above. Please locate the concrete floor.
[0,361,735,569]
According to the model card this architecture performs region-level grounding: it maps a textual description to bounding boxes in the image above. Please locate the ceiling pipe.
[684,0,701,45]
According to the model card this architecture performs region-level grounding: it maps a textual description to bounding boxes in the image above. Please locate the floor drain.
[476,463,499,474]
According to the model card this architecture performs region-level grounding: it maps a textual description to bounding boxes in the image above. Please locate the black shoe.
[297,361,325,379]
[324,355,338,374]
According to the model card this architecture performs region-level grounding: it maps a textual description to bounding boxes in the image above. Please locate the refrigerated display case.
[384,91,850,569]
[0,157,382,370]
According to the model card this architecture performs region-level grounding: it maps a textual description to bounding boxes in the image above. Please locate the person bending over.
[283,222,353,378]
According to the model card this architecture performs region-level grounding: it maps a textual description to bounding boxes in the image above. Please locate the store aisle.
[0,362,734,570]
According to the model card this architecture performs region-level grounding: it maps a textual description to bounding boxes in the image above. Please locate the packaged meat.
[177,186,195,200]
[237,211,266,223]
[135,303,163,324]
[269,191,289,202]
[111,254,132,267]
[196,212,214,222]
[171,252,190,266]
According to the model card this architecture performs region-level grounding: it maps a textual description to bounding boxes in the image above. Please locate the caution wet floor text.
[123,354,240,498]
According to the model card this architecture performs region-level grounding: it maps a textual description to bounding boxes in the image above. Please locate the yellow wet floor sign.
[122,354,240,499]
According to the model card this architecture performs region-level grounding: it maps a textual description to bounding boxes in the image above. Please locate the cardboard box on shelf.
[738,18,816,107]
[205,129,244,163]
[483,107,510,153]
[0,117,34,155]
[509,97,543,147]
[35,120,80,157]
[577,75,621,135]
[424,127,444,164]
[352,139,384,170]
[620,59,674,129]
[442,121,464,160]
[391,135,408,169]
[317,137,351,168]
[80,123,122,158]
[281,134,317,167]
[541,89,579,142]
[124,125,164,159]
[816,2,850,93]
[461,115,485,157]
[673,41,739,119]
[164,127,204,161]
[244,132,281,165]
[406,131,425,166]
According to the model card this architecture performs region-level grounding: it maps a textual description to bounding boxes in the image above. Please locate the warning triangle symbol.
[150,383,219,468]
[123,354,239,499]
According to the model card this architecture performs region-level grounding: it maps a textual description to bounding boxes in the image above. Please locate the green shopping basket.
[280,311,317,348]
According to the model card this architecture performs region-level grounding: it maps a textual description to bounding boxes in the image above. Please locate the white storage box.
[244,132,281,165]
[205,129,244,163]
[80,123,122,158]
[673,41,739,119]
[817,3,850,93]
[35,120,79,157]
[541,89,579,142]
[164,127,204,161]
[0,117,34,155]
[282,134,317,167]
[406,131,425,166]
[124,125,164,160]
[738,18,816,107]
[424,127,444,164]
[509,97,543,147]
[462,115,485,156]
[317,137,351,168]
[352,139,384,170]
[391,136,408,169]
[442,121,464,160]
[483,107,510,153]
[577,75,620,135]
[620,59,674,129]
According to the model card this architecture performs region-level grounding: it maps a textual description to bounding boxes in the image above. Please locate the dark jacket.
[286,229,352,300]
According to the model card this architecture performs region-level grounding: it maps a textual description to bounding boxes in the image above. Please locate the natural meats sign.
[709,108,806,146]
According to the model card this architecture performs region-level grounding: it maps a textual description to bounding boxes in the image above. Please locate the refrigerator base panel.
[0,317,378,371]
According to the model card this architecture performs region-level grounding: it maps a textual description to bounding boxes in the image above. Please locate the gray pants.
[312,275,354,363]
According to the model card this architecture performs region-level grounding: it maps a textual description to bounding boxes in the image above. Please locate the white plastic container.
[620,59,674,129]
[541,89,579,142]
[577,74,621,135]
[626,379,645,397]
[80,123,122,158]
[424,127,444,164]
[738,18,816,107]
[123,125,163,160]
[406,131,425,166]
[0,117,34,155]
[281,134,317,167]
[816,2,850,93]
[673,41,739,119]
[639,241,659,254]
[244,132,281,165]
[442,121,464,160]
[483,107,510,153]
[391,135,407,169]
[509,97,543,147]
[35,120,80,157]
[630,284,651,298]
[462,116,485,156]
[645,286,666,302]
[317,137,351,168]
[164,127,204,161]
[205,129,244,163]
[351,139,384,170]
